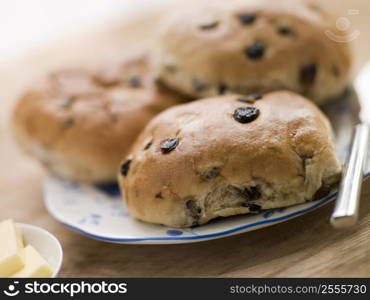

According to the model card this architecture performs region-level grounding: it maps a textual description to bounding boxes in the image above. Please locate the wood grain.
[1,0,370,277]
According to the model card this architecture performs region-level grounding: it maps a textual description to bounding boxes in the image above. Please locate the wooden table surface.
[1,0,370,277]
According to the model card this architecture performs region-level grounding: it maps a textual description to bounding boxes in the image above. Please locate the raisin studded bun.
[119,91,341,227]
[13,54,186,183]
[154,0,351,104]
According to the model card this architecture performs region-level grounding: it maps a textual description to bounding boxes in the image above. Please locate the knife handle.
[331,123,370,228]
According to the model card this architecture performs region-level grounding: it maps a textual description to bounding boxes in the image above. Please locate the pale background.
[1,0,370,277]
[0,0,171,61]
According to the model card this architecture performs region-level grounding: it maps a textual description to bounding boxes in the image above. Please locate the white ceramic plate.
[44,90,368,244]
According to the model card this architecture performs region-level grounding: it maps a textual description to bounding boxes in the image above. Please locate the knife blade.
[331,62,370,228]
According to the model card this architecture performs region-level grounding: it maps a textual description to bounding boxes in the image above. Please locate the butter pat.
[12,245,53,278]
[0,219,24,277]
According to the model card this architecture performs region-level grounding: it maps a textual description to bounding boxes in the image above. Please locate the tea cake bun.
[119,91,341,227]
[13,54,186,183]
[154,0,351,104]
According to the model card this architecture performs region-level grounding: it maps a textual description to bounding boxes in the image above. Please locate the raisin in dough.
[119,91,341,227]
[13,54,187,183]
[154,0,351,104]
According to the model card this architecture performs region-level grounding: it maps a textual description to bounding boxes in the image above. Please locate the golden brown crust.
[119,91,341,227]
[154,0,351,104]
[13,54,187,183]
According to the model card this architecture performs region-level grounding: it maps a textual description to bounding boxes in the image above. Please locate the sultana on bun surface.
[119,90,341,227]
[154,0,351,104]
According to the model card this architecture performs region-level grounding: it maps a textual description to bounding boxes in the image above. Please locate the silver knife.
[331,62,370,228]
